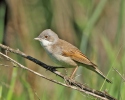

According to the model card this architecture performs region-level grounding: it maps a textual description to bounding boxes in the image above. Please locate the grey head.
[34,29,59,47]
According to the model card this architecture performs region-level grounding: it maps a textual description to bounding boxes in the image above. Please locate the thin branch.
[0,64,9,67]
[0,52,112,100]
[113,67,125,81]
[0,43,116,100]
[34,90,41,100]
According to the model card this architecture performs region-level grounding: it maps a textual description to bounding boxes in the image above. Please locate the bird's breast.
[51,54,77,67]
[43,45,77,67]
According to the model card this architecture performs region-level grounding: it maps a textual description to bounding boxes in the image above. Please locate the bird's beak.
[34,38,40,40]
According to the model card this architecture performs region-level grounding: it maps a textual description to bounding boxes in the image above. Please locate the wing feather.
[56,39,111,83]
[58,39,96,68]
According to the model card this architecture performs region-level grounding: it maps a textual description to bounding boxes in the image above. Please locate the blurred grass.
[80,0,107,53]
[0,0,125,100]
[115,0,125,44]
[6,67,17,100]
[0,3,5,43]
[21,75,34,100]
[0,85,2,99]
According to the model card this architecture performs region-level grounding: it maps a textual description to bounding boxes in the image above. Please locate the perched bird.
[34,29,111,83]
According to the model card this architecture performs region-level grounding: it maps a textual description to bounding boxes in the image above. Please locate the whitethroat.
[34,29,111,83]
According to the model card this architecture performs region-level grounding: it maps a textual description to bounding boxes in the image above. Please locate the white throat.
[40,39,53,47]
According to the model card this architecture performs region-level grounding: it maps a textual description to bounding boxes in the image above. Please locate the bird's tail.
[94,66,112,83]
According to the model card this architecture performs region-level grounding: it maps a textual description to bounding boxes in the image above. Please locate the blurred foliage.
[0,0,125,100]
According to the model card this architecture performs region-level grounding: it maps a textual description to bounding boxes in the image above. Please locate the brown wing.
[57,40,112,83]
[59,39,96,67]
[62,48,94,65]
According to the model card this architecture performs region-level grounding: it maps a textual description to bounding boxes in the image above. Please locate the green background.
[0,0,125,100]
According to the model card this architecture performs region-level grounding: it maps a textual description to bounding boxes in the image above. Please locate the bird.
[34,29,111,83]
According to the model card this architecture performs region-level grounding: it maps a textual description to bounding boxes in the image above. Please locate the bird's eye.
[45,35,48,38]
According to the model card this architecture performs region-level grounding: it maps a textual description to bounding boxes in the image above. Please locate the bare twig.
[0,43,116,100]
[0,64,9,67]
[113,67,125,81]
[0,52,113,100]
[34,90,41,100]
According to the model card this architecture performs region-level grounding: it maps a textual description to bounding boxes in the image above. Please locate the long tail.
[94,67,112,83]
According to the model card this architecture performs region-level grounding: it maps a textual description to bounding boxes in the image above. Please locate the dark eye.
[45,35,48,38]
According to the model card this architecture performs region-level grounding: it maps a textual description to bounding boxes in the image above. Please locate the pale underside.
[41,39,97,69]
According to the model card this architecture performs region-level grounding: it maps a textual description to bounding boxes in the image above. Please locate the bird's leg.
[70,66,78,79]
